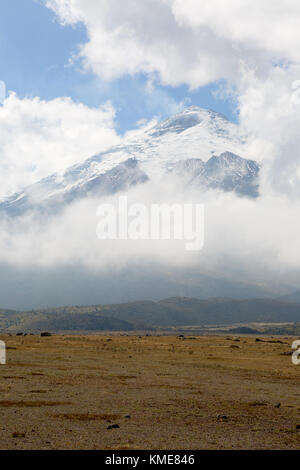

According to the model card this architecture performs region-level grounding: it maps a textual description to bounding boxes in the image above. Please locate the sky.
[1,0,300,308]
[0,0,237,134]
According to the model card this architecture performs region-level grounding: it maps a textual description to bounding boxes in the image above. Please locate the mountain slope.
[0,107,255,215]
[169,152,259,197]
[1,158,149,215]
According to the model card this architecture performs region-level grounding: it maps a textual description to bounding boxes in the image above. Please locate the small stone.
[107,424,120,430]
[12,432,25,438]
[217,415,228,422]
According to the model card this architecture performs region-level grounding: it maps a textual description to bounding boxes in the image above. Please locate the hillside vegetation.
[0,297,300,333]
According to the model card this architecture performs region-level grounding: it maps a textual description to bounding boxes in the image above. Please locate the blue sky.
[0,0,238,133]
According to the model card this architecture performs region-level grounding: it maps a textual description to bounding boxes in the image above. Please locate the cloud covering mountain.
[0,107,258,215]
[0,104,298,309]
[0,1,300,309]
[44,0,300,200]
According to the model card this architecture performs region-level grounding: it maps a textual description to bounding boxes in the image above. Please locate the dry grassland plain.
[0,334,300,450]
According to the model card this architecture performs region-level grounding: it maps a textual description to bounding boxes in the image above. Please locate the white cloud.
[1,179,300,291]
[173,1,300,64]
[46,0,300,88]
[0,93,120,198]
[236,64,300,198]
[45,0,238,88]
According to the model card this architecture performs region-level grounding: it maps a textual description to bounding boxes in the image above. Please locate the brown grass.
[0,401,70,408]
[0,333,299,450]
[249,401,269,407]
[52,413,121,422]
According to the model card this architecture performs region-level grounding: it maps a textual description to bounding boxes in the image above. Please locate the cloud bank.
[0,93,119,198]
[45,0,300,87]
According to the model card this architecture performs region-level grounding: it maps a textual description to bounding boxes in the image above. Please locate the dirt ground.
[0,333,300,450]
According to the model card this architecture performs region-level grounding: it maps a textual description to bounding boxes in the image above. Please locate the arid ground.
[0,333,300,450]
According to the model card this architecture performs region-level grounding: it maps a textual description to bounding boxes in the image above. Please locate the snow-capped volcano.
[0,106,259,215]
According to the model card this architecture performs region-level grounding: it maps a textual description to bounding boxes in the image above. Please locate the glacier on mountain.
[0,106,259,215]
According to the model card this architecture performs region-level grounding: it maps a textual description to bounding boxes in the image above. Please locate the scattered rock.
[275,403,281,409]
[217,415,228,422]
[41,332,52,337]
[230,345,240,349]
[296,425,300,430]
[107,424,120,430]
[125,415,131,419]
[16,333,24,337]
[12,432,25,438]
